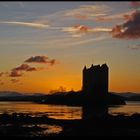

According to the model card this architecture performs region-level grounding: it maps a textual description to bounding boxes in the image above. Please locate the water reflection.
[109,101,140,116]
[22,124,63,136]
[0,102,82,120]
[82,105,108,120]
[40,125,63,135]
[0,101,140,120]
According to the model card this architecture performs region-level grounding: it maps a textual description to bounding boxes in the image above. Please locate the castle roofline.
[83,66,87,71]
[101,63,108,68]
[83,63,108,70]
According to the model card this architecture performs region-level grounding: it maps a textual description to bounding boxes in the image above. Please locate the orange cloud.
[111,11,140,39]
[12,64,37,72]
[25,56,57,65]
[63,10,140,40]
[9,64,37,77]
[8,56,57,78]
[25,56,49,63]
[111,25,124,37]
[62,24,111,37]
[49,59,57,66]
[9,70,23,77]
[69,25,89,34]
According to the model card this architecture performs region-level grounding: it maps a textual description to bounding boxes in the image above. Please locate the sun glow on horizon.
[0,2,140,94]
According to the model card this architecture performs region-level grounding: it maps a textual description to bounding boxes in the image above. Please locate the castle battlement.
[82,63,108,97]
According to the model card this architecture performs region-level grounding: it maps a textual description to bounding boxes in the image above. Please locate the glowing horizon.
[0,2,140,94]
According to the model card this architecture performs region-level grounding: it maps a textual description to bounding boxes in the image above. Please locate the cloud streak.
[95,10,135,22]
[68,35,110,46]
[130,1,140,9]
[0,21,49,29]
[62,25,112,37]
[64,4,111,20]
[128,44,140,50]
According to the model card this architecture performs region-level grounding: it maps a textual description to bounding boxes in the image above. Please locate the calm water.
[0,101,140,136]
[0,101,140,119]
[0,101,82,120]
[109,101,140,116]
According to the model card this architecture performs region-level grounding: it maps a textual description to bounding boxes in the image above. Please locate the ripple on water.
[23,124,63,136]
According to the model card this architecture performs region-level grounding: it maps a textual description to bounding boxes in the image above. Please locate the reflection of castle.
[82,64,108,97]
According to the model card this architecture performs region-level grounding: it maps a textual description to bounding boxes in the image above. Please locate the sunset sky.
[0,1,140,94]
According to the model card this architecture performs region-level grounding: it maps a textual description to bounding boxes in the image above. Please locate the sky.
[0,1,140,94]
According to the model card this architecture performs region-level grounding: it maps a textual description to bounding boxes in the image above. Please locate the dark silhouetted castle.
[81,63,125,119]
[82,63,108,97]
[38,62,125,109]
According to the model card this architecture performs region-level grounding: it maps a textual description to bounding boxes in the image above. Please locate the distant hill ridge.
[0,91,45,97]
[110,92,140,98]
[0,91,140,100]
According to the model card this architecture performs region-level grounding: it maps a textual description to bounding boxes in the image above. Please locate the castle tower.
[82,63,108,97]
